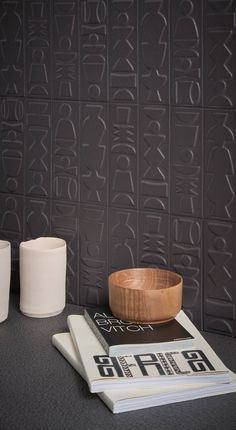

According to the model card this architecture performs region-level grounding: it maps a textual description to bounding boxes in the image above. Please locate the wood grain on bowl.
[108,268,183,324]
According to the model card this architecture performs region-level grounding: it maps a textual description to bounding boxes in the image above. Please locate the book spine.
[84,312,110,355]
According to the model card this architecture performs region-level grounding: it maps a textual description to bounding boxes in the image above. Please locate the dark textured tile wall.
[0,0,236,335]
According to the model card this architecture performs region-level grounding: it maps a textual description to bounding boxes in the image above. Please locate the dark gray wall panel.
[52,0,79,100]
[79,204,108,306]
[139,105,169,212]
[0,0,236,335]
[204,109,236,221]
[109,0,137,104]
[51,200,79,303]
[109,104,138,208]
[0,1,24,96]
[170,0,203,107]
[52,101,79,202]
[138,210,169,269]
[109,206,137,273]
[25,197,51,239]
[170,216,203,328]
[204,0,236,108]
[80,103,108,205]
[25,0,52,99]
[25,99,51,197]
[204,220,236,335]
[139,0,169,105]
[0,98,25,195]
[80,0,108,102]
[170,107,203,218]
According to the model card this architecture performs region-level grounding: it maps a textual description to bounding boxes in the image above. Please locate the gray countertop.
[0,294,236,430]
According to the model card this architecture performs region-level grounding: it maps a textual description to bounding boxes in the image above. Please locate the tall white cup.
[19,237,66,318]
[0,240,11,323]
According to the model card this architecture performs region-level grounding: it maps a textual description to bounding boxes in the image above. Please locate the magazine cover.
[84,307,194,356]
[67,311,230,393]
[52,332,236,414]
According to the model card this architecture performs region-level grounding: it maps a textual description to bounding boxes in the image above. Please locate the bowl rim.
[108,267,183,292]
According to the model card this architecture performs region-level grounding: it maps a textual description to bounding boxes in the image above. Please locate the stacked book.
[52,308,236,413]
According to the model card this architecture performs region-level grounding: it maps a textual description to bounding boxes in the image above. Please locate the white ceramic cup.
[19,237,67,318]
[0,240,11,323]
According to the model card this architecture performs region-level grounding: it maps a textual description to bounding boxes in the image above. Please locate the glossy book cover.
[84,308,194,356]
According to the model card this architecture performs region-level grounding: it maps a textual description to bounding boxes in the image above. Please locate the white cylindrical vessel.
[19,237,66,318]
[0,240,11,323]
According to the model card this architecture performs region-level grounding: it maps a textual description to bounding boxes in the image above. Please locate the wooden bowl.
[108,268,183,323]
